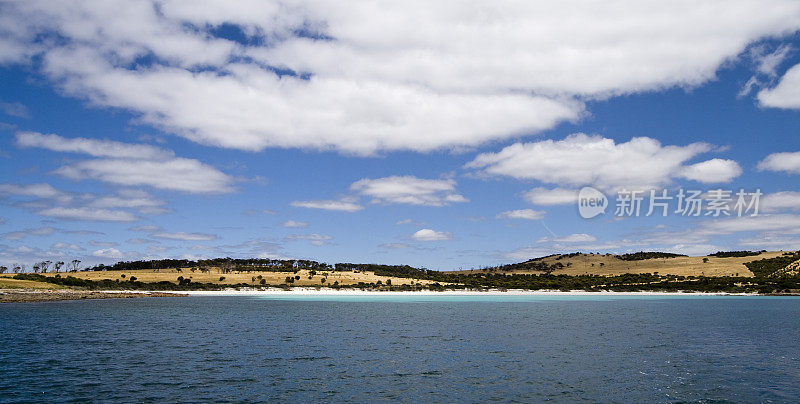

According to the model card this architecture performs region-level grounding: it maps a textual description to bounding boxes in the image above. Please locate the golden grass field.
[0,277,57,289]
[457,251,792,277]
[0,251,794,291]
[6,267,440,287]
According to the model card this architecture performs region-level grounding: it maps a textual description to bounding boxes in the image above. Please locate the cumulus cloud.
[89,241,117,247]
[760,191,800,212]
[92,248,124,259]
[126,238,158,245]
[497,209,545,220]
[351,176,467,206]
[290,199,364,212]
[129,225,161,233]
[700,214,800,235]
[739,44,792,97]
[2,226,56,241]
[523,187,579,206]
[89,189,168,215]
[537,233,598,243]
[153,232,218,241]
[282,220,308,228]
[0,100,28,118]
[758,63,800,108]
[37,207,138,222]
[738,234,800,250]
[284,233,333,245]
[17,132,234,194]
[677,158,742,183]
[412,228,452,241]
[757,151,800,174]
[1,1,798,154]
[244,209,277,216]
[467,134,735,190]
[0,183,167,221]
[16,131,172,159]
[55,158,234,194]
[52,242,83,251]
[0,182,72,202]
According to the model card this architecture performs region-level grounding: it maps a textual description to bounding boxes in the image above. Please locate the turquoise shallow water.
[1,295,799,402]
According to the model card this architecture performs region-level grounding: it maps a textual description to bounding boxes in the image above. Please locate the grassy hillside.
[456,251,791,277]
[2,267,441,289]
[2,251,799,293]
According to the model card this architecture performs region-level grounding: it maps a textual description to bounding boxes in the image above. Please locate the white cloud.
[282,220,308,228]
[89,241,117,247]
[739,44,792,97]
[55,157,235,194]
[761,191,800,212]
[290,199,364,212]
[244,209,277,216]
[16,131,172,159]
[0,100,28,118]
[757,151,800,174]
[89,189,167,214]
[0,183,72,202]
[497,209,545,220]
[661,244,725,257]
[153,232,218,241]
[678,158,742,183]
[147,246,169,254]
[126,238,158,245]
[129,225,161,233]
[92,248,124,259]
[52,242,83,251]
[37,207,138,222]
[537,233,597,243]
[700,214,800,235]
[395,219,413,225]
[466,133,731,190]
[754,45,793,77]
[523,187,579,206]
[0,183,167,220]
[738,234,800,250]
[2,226,56,240]
[16,132,234,194]
[351,176,467,206]
[412,228,452,241]
[284,233,333,245]
[758,63,800,108]
[2,1,798,154]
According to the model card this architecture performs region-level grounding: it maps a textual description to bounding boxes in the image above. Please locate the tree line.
[0,260,81,274]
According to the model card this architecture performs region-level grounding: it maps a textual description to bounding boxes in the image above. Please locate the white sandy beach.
[166,288,756,297]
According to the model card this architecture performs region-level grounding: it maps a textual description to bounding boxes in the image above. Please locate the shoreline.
[169,288,791,297]
[0,289,186,303]
[3,288,798,303]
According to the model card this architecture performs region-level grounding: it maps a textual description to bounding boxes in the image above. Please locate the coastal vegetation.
[615,252,687,261]
[708,250,767,258]
[743,251,800,278]
[2,250,799,294]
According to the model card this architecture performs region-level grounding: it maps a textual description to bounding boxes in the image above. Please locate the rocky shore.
[0,289,185,303]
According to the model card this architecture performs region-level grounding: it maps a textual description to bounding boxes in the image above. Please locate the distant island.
[1,250,799,302]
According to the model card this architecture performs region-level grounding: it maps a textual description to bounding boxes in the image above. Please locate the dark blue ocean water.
[1,295,800,403]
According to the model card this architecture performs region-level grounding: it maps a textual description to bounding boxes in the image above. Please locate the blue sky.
[2,1,800,270]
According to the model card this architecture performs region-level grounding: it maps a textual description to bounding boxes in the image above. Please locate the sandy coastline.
[0,289,187,303]
[4,288,797,303]
[171,288,762,296]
